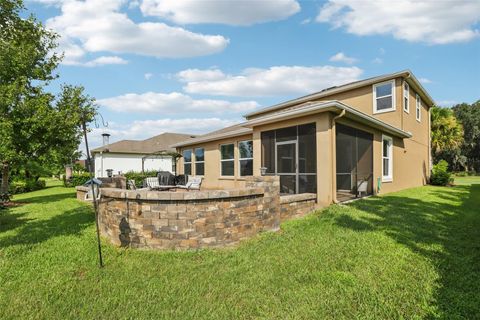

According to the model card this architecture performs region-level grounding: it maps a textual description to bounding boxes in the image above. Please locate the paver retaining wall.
[76,176,318,250]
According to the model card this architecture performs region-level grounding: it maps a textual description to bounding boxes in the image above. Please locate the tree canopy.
[452,100,480,172]
[0,0,97,192]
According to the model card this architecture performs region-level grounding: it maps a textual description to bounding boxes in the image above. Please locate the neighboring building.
[172,70,433,206]
[92,132,195,178]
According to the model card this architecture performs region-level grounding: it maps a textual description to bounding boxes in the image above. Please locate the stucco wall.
[177,134,253,189]
[175,76,431,203]
[94,153,173,178]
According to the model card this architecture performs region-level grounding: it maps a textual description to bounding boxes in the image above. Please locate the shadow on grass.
[333,184,480,318]
[0,204,93,249]
[15,192,75,204]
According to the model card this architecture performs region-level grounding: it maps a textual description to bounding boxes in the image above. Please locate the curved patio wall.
[77,176,281,249]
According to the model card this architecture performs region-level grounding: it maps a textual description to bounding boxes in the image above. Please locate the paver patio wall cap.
[280,193,317,204]
[76,186,264,201]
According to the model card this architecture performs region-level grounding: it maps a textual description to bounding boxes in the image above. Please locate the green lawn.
[1,180,479,319]
[454,175,480,186]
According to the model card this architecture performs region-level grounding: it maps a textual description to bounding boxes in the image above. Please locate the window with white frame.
[403,82,409,113]
[416,94,421,122]
[373,80,395,113]
[220,144,234,176]
[194,148,205,176]
[382,135,393,182]
[238,140,253,176]
[183,149,192,176]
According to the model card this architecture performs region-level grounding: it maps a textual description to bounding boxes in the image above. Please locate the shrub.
[64,173,91,187]
[9,179,46,194]
[124,170,158,188]
[430,160,453,186]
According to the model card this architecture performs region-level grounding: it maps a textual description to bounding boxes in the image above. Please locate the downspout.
[332,109,346,204]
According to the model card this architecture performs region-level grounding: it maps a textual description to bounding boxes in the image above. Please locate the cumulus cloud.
[81,56,128,67]
[140,0,300,25]
[177,65,363,97]
[419,77,432,84]
[44,0,228,65]
[316,0,480,44]
[329,52,357,64]
[144,73,153,80]
[98,92,260,113]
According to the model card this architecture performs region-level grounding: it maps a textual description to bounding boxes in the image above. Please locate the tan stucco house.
[172,70,433,207]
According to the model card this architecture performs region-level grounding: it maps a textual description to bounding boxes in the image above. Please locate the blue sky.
[28,0,480,149]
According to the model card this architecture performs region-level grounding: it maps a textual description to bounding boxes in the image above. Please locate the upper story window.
[416,94,421,122]
[194,148,205,176]
[220,144,234,176]
[373,80,396,114]
[403,82,409,113]
[238,140,253,176]
[183,149,192,176]
[382,135,393,182]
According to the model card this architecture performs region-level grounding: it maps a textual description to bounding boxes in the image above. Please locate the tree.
[0,1,96,192]
[430,106,464,169]
[453,100,480,172]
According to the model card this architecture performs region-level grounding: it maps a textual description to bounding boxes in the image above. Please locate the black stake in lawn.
[82,121,104,268]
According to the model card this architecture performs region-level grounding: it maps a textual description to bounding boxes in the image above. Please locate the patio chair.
[144,177,160,190]
[158,171,175,186]
[176,176,203,190]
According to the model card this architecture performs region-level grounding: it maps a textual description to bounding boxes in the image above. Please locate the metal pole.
[82,121,104,268]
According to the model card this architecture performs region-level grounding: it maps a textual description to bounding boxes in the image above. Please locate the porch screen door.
[276,141,297,194]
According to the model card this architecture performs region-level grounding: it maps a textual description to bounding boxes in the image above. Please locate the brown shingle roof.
[91,132,196,154]
[171,123,251,148]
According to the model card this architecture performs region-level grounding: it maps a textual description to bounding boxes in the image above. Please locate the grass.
[0,179,479,319]
[454,175,480,186]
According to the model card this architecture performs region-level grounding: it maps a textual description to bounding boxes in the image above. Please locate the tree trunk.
[1,162,9,194]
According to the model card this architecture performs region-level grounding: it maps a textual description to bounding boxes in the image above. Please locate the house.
[172,70,433,206]
[91,132,195,178]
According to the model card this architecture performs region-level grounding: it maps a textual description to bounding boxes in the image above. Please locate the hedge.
[9,179,46,194]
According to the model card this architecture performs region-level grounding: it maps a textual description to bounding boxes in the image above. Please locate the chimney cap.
[101,133,111,137]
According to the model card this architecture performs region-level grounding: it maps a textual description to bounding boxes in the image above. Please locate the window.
[220,144,234,176]
[382,135,393,182]
[403,82,409,113]
[238,140,253,176]
[183,149,192,176]
[416,94,421,122]
[373,80,395,113]
[194,148,204,176]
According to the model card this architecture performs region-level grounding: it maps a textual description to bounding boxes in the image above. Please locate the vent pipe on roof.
[102,133,110,146]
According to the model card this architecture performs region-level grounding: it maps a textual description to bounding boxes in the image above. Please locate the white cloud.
[83,56,128,67]
[176,68,226,82]
[419,77,432,84]
[316,0,480,44]
[98,92,260,113]
[177,65,363,97]
[329,52,357,64]
[301,18,311,25]
[140,0,300,25]
[144,73,153,80]
[45,0,229,65]
[372,57,383,64]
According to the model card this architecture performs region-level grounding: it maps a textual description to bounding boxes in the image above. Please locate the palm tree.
[431,105,464,160]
